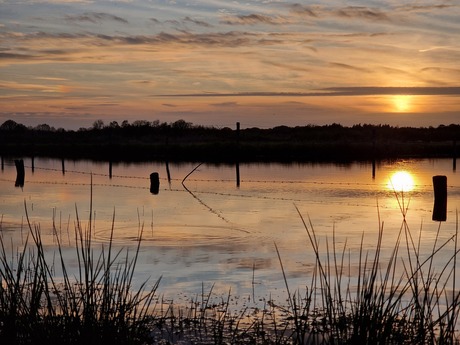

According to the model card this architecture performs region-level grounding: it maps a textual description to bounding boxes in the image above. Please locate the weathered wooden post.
[1,156,4,171]
[31,156,35,173]
[150,172,160,194]
[236,122,241,187]
[14,159,25,188]
[236,121,241,152]
[432,175,447,221]
[61,158,65,175]
[109,161,113,179]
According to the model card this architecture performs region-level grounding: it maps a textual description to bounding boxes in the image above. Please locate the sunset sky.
[1,0,459,129]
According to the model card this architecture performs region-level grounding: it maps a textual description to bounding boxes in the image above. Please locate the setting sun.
[387,171,415,192]
[392,95,412,112]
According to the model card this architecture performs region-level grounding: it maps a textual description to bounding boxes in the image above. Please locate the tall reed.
[274,196,460,344]
[0,189,160,344]
[2,185,460,344]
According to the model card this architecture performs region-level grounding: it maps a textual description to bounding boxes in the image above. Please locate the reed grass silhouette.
[1,185,459,344]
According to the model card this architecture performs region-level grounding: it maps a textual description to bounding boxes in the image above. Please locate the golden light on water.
[387,171,415,192]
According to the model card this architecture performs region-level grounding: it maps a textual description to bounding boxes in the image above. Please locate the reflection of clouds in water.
[2,158,460,305]
[224,257,273,270]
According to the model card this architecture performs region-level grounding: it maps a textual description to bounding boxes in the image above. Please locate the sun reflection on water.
[387,171,415,192]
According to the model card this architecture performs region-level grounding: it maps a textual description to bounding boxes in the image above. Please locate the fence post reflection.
[372,159,376,179]
[453,140,457,172]
[165,161,171,187]
[15,159,25,188]
[236,162,240,188]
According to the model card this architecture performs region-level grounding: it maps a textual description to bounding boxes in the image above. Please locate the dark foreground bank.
[1,119,459,162]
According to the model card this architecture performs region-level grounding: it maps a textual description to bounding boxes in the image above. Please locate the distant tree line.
[0,118,197,132]
[1,119,459,162]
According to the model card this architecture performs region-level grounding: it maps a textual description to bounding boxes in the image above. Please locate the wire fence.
[2,159,459,231]
[1,160,458,191]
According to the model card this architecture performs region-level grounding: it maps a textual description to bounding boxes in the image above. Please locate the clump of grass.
[273,198,460,345]
[0,196,160,344]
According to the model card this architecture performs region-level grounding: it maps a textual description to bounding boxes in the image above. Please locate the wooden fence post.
[432,175,447,221]
[236,122,241,187]
[150,172,160,194]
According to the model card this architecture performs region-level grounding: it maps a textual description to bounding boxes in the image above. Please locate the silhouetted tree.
[92,119,105,130]
[132,120,151,127]
[0,119,27,131]
[171,119,192,130]
[35,123,54,131]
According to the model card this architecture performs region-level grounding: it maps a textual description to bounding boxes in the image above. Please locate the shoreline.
[1,121,459,162]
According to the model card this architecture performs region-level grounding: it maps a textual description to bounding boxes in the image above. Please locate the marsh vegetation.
[1,188,459,344]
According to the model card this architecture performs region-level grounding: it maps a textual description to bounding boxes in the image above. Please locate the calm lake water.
[1,157,459,305]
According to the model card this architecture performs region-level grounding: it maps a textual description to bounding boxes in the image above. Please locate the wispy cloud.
[220,14,290,26]
[35,76,68,81]
[319,87,460,96]
[287,4,319,17]
[420,67,460,74]
[287,4,390,21]
[183,16,213,28]
[154,87,460,98]
[418,46,459,53]
[334,6,390,21]
[328,62,371,73]
[0,52,38,61]
[65,12,129,24]
[211,101,238,107]
[0,30,279,57]
[395,4,457,13]
[29,0,93,3]
[0,80,64,92]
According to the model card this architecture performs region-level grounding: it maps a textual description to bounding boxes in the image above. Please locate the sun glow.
[392,95,412,112]
[387,171,415,192]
